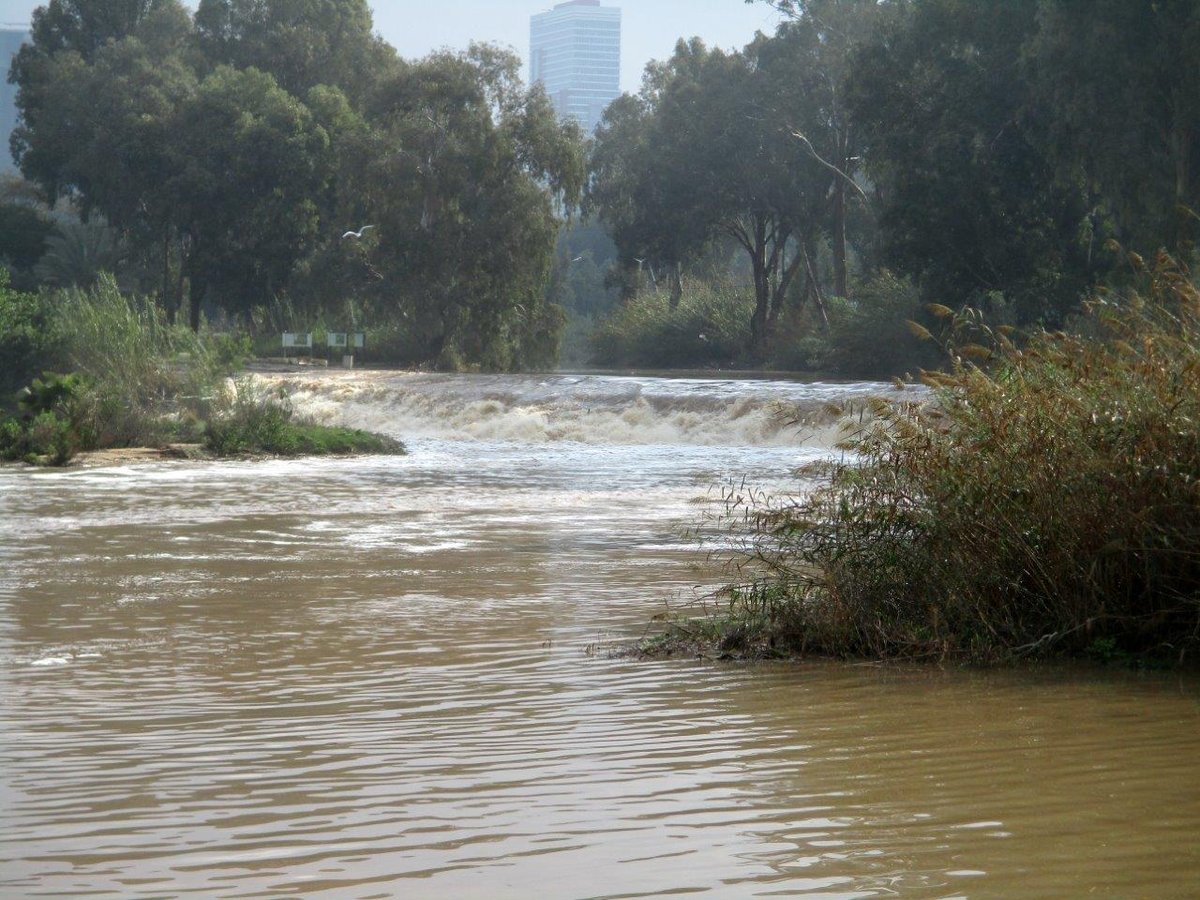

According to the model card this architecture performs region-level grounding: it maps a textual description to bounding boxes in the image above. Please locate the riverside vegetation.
[643,254,1200,666]
[0,275,401,466]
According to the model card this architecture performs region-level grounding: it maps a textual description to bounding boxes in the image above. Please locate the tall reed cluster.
[723,254,1200,664]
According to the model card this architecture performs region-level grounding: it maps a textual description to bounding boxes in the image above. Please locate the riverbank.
[647,265,1200,669]
[1,387,405,468]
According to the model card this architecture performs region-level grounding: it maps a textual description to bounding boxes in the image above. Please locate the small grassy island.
[640,256,1200,669]
[0,276,403,467]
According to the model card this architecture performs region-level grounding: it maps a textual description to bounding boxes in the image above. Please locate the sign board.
[352,332,366,349]
[327,332,348,348]
[282,332,313,349]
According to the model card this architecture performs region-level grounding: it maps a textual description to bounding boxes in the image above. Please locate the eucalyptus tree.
[844,0,1091,322]
[10,0,192,204]
[167,65,333,328]
[748,0,885,300]
[352,45,586,370]
[1027,0,1200,254]
[11,7,197,311]
[193,0,395,100]
[589,35,841,354]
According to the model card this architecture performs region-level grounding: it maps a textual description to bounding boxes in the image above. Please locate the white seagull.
[342,225,377,239]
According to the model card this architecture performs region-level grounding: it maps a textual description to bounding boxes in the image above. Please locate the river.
[1,371,1198,898]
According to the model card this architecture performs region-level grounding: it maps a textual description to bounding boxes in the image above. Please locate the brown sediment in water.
[0,444,212,469]
[6,371,1196,898]
[73,444,212,467]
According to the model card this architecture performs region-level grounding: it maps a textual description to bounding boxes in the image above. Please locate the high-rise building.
[530,0,620,134]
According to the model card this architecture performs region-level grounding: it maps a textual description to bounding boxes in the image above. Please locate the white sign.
[352,332,366,349]
[327,332,348,348]
[282,332,312,349]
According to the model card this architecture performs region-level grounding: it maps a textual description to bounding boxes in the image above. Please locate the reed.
[710,252,1200,664]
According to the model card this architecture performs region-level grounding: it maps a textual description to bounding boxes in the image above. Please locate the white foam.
[258,371,897,450]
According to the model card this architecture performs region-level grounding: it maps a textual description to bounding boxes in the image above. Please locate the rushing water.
[2,371,1198,899]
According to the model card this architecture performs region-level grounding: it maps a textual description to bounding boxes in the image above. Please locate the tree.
[748,0,884,301]
[168,65,332,328]
[352,46,585,369]
[589,36,841,355]
[194,0,393,99]
[1027,0,1200,254]
[9,0,188,179]
[844,0,1092,323]
[0,202,55,283]
[34,220,128,289]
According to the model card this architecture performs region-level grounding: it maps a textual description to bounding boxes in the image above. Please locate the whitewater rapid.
[260,369,896,449]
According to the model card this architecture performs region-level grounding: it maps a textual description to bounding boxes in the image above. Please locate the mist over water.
[2,372,1198,898]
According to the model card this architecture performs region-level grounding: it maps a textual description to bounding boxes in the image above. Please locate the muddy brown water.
[2,372,1198,898]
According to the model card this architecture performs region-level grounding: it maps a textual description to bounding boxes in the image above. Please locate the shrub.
[718,252,1200,664]
[589,282,753,368]
[0,272,61,403]
[25,410,77,465]
[769,271,943,378]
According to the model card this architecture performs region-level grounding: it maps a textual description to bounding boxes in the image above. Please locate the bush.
[0,372,90,465]
[717,253,1200,664]
[0,272,61,403]
[769,271,943,378]
[589,282,753,368]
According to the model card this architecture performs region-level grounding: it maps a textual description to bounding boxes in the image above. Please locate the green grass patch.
[204,382,404,458]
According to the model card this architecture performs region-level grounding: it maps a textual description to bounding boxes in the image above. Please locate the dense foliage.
[588,0,1198,374]
[0,275,234,462]
[8,0,584,370]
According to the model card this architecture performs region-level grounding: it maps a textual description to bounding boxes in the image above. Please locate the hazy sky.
[0,1,785,92]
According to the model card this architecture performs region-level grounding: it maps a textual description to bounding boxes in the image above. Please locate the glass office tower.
[530,0,621,134]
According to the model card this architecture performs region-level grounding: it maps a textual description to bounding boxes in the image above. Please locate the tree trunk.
[801,238,830,330]
[176,238,188,327]
[769,238,806,332]
[750,241,771,355]
[189,273,206,332]
[160,229,174,324]
[832,174,848,299]
[1173,116,1193,248]
[668,262,683,310]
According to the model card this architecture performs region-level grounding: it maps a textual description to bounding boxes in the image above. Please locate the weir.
[268,370,889,447]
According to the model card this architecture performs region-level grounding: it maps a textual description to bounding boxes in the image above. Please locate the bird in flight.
[342,225,377,239]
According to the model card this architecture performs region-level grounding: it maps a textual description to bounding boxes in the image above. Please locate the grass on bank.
[589,282,753,368]
[204,382,404,458]
[648,252,1200,666]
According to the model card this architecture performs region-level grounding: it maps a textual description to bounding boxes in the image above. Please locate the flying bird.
[342,225,377,239]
